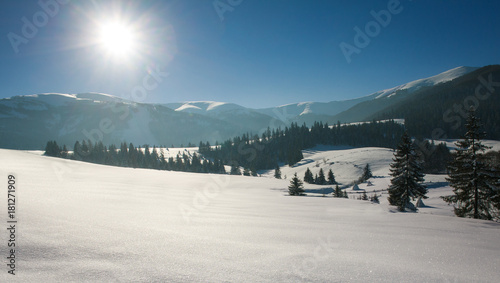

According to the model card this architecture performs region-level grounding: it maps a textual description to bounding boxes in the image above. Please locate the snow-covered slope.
[330,66,483,123]
[0,94,263,149]
[267,145,395,185]
[165,101,247,114]
[372,66,479,99]
[1,148,499,282]
[166,66,479,124]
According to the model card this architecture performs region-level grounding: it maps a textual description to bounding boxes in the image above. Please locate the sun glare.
[98,22,136,58]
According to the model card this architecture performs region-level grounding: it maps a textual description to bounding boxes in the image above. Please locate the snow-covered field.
[1,148,499,282]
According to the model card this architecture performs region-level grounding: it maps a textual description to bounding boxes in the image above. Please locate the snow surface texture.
[1,148,499,282]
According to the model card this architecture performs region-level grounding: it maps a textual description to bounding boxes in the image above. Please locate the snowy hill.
[1,148,499,282]
[372,66,479,99]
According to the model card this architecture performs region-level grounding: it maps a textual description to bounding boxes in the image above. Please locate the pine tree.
[243,168,251,176]
[304,168,314,184]
[442,108,499,220]
[317,168,326,185]
[360,164,373,182]
[274,165,282,179]
[327,169,336,185]
[288,173,305,196]
[388,132,428,212]
[44,141,60,157]
[361,191,368,201]
[333,185,343,198]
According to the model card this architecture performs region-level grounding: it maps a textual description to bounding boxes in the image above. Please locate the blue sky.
[1,0,499,108]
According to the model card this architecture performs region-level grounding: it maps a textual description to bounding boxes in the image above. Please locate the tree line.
[200,120,406,173]
[45,140,226,174]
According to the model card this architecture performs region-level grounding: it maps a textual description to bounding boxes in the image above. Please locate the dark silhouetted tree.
[442,108,500,220]
[304,168,314,184]
[288,173,305,196]
[388,132,428,212]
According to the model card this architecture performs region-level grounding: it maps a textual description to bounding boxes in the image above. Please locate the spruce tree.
[304,168,314,184]
[274,165,282,179]
[360,164,373,182]
[288,173,305,196]
[388,132,428,212]
[44,141,60,157]
[327,169,336,185]
[317,168,326,185]
[361,191,368,201]
[442,108,499,220]
[333,185,343,198]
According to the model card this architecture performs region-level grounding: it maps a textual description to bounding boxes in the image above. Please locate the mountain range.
[1,65,499,149]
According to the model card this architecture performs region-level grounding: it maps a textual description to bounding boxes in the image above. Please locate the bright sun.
[98,22,136,58]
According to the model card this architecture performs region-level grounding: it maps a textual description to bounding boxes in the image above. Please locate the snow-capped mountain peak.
[374,66,479,99]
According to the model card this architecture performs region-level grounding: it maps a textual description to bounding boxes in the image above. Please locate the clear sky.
[1,0,499,108]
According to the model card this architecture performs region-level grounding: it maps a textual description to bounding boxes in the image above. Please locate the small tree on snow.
[304,167,314,184]
[317,168,327,185]
[361,191,368,201]
[357,163,373,183]
[288,173,305,196]
[388,132,428,211]
[274,165,282,179]
[327,169,337,185]
[333,185,343,198]
[362,164,373,181]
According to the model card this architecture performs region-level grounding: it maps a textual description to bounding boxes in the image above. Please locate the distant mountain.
[330,66,480,123]
[0,93,273,149]
[164,101,282,132]
[1,65,498,150]
[371,65,500,140]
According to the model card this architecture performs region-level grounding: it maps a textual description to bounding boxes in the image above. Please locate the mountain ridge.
[1,65,498,149]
